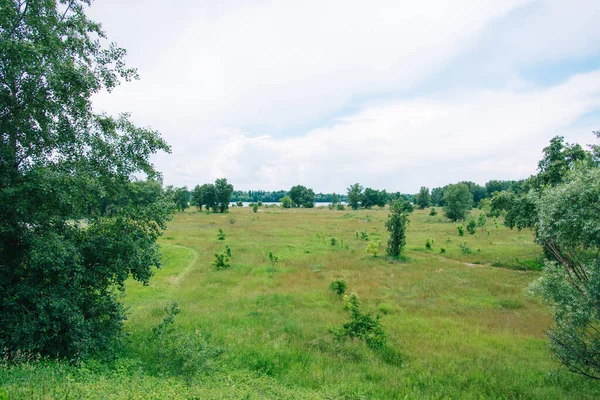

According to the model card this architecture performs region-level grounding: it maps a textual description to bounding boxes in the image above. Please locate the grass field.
[2,206,599,399]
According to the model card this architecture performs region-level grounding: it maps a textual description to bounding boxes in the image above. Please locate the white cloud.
[88,1,600,193]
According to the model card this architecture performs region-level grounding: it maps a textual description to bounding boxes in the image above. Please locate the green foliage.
[334,293,387,350]
[0,1,171,358]
[365,241,380,257]
[289,185,315,208]
[253,204,259,213]
[529,164,600,379]
[456,225,465,236]
[416,187,431,209]
[458,241,472,254]
[466,219,477,235]
[150,302,223,383]
[280,195,293,208]
[212,250,231,270]
[172,186,190,212]
[386,200,410,257]
[359,231,369,241]
[429,207,438,216]
[425,238,434,250]
[217,228,226,240]
[443,183,473,221]
[336,204,346,210]
[214,178,234,213]
[347,183,364,210]
[268,252,279,266]
[329,280,348,295]
[477,213,487,230]
[237,201,243,207]
[440,247,446,254]
[330,237,337,246]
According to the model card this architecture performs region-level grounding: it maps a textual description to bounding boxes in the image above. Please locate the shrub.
[425,237,434,250]
[257,201,263,207]
[334,293,387,350]
[237,201,243,207]
[440,247,446,254]
[456,225,465,236]
[458,241,472,254]
[477,213,487,230]
[329,279,348,295]
[467,219,477,235]
[336,204,346,210]
[253,204,259,213]
[429,207,438,216]
[365,241,380,257]
[330,237,338,246]
[217,228,226,240]
[359,231,369,241]
[212,250,231,270]
[150,302,223,383]
[268,251,279,266]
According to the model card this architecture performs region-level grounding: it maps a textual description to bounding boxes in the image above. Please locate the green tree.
[529,164,600,379]
[199,183,217,211]
[385,200,410,257]
[190,185,203,211]
[347,183,364,210]
[416,186,431,209]
[288,185,315,208]
[214,178,233,213]
[172,186,189,212]
[443,183,473,222]
[431,187,445,206]
[0,0,171,358]
[280,195,292,208]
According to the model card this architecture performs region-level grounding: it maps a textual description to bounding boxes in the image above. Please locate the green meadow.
[2,206,599,399]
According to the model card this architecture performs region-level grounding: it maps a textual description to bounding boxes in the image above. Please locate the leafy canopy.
[0,0,171,358]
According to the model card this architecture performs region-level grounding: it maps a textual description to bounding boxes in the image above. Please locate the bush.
[212,250,231,270]
[467,219,477,235]
[334,293,387,350]
[217,228,226,240]
[236,201,243,207]
[329,279,348,295]
[458,241,472,254]
[268,251,279,266]
[365,241,380,257]
[456,225,465,236]
[440,247,446,254]
[253,204,259,213]
[330,237,338,247]
[336,204,346,210]
[425,237,434,250]
[150,302,223,383]
[429,207,438,216]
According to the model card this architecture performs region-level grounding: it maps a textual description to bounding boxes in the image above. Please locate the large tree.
[443,183,473,221]
[416,186,431,209]
[214,178,233,213]
[0,0,171,358]
[288,185,315,208]
[347,183,364,210]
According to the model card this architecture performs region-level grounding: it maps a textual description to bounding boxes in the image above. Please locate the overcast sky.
[89,0,600,193]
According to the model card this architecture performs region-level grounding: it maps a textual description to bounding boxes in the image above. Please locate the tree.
[347,183,364,210]
[331,193,340,205]
[214,178,233,213]
[280,195,292,208]
[443,183,473,221]
[386,199,410,257]
[199,183,217,211]
[289,185,306,207]
[530,164,600,379]
[190,185,203,211]
[0,1,171,358]
[288,185,315,208]
[173,186,189,212]
[431,187,445,206]
[416,186,431,209]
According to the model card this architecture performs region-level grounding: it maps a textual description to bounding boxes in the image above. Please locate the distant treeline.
[428,179,526,207]
[231,190,349,203]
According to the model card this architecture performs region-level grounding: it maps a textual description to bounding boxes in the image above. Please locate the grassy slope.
[2,206,599,399]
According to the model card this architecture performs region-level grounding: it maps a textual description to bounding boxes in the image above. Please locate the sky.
[89,0,600,194]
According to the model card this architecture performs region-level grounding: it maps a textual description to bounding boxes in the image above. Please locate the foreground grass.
[2,206,599,399]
